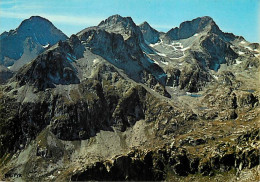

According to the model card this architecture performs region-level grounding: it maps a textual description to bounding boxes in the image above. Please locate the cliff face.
[0,15,259,181]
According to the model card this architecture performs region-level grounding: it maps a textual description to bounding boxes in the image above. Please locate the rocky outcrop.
[71,128,259,181]
[78,25,167,86]
[200,34,238,70]
[165,67,181,87]
[98,14,144,43]
[0,66,13,83]
[179,64,211,92]
[139,21,160,44]
[14,49,80,90]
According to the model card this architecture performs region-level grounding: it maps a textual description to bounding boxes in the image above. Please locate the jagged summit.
[97,14,144,42]
[139,21,160,44]
[98,14,134,26]
[166,16,221,40]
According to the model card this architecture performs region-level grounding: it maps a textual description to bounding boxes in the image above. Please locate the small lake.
[246,90,255,93]
[186,93,203,97]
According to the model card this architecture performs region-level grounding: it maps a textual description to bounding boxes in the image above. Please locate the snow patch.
[240,41,246,44]
[157,52,167,57]
[238,51,244,55]
[235,59,242,65]
[181,47,190,51]
[7,66,11,69]
[149,39,163,47]
[212,75,219,80]
[43,44,49,48]
[93,58,99,64]
[161,61,168,65]
[193,33,199,37]
[153,60,160,65]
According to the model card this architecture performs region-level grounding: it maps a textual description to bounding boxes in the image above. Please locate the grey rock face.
[200,34,238,70]
[14,47,80,90]
[78,17,167,86]
[139,21,160,44]
[0,16,67,68]
[0,65,13,83]
[166,16,221,40]
[98,14,144,43]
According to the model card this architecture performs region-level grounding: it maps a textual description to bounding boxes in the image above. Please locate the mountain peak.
[166,16,220,40]
[0,16,67,67]
[29,15,50,21]
[140,21,150,27]
[139,21,160,44]
[18,16,53,30]
[98,14,134,27]
[14,16,68,45]
[97,14,143,42]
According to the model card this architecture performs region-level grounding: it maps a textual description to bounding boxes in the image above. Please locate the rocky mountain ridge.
[0,15,259,181]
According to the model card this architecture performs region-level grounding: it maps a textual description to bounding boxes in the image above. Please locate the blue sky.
[0,0,259,42]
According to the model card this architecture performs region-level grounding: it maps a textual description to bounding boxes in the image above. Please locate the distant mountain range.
[0,15,259,181]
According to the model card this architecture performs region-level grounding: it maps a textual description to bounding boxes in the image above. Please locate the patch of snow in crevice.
[238,51,244,55]
[193,33,199,37]
[181,47,190,51]
[150,39,163,47]
[43,43,49,48]
[161,61,168,65]
[235,59,243,65]
[153,60,160,65]
[240,41,246,44]
[212,75,219,80]
[93,58,99,64]
[7,66,11,69]
[157,52,167,57]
